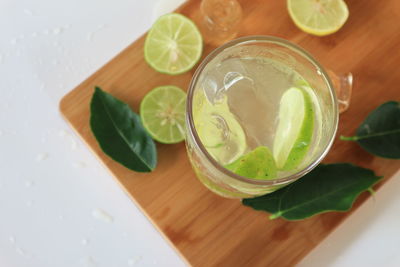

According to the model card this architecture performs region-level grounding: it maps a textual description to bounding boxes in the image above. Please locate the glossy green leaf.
[242,164,382,220]
[90,87,157,172]
[341,101,400,158]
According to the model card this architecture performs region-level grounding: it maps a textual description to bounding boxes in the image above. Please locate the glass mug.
[185,36,349,198]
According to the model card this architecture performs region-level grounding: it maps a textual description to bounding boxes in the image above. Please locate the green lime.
[300,84,322,158]
[273,87,315,170]
[225,146,277,180]
[140,85,186,144]
[144,13,203,75]
[193,92,246,165]
[287,0,349,36]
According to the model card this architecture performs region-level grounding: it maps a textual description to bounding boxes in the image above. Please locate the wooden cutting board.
[59,0,400,266]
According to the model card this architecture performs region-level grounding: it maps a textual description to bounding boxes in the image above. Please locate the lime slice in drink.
[144,13,203,75]
[225,146,277,180]
[193,92,246,165]
[273,87,315,170]
[287,0,349,36]
[300,84,323,158]
[140,85,186,144]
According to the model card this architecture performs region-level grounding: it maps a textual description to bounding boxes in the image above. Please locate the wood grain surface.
[59,0,400,266]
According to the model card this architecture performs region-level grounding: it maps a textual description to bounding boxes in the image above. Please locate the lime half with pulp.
[287,0,349,36]
[273,87,315,170]
[144,13,203,75]
[140,85,186,144]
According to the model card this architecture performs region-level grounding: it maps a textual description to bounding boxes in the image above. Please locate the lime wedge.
[300,84,323,158]
[144,13,203,75]
[140,85,186,144]
[225,146,277,180]
[193,92,246,165]
[273,87,314,170]
[287,0,349,36]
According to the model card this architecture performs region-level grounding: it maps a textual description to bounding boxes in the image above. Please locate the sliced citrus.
[273,87,315,170]
[287,0,349,36]
[140,85,186,144]
[144,13,203,75]
[193,92,246,165]
[225,146,277,180]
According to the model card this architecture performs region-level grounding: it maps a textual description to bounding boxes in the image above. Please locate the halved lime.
[144,13,203,75]
[225,146,277,180]
[193,92,246,165]
[140,86,186,144]
[273,87,315,170]
[287,0,349,36]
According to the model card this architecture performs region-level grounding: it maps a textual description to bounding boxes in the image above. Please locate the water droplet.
[10,39,17,45]
[42,29,49,35]
[16,246,26,256]
[128,256,142,266]
[86,32,94,41]
[81,238,89,246]
[31,32,38,37]
[26,200,34,207]
[80,256,96,267]
[92,208,113,223]
[35,152,49,162]
[53,27,62,35]
[23,9,33,16]
[24,180,34,187]
[71,139,78,150]
[73,161,87,168]
[9,236,15,244]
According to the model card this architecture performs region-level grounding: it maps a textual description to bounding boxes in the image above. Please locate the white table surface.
[1,0,399,266]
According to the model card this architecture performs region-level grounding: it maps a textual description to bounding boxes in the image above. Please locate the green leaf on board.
[90,87,157,172]
[340,101,400,159]
[242,163,382,220]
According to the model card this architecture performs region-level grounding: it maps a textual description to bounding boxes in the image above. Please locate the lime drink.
[186,36,338,198]
[193,47,322,182]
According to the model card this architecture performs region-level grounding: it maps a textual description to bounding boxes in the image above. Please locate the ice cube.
[224,72,245,91]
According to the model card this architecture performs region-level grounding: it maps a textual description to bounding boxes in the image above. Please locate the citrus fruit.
[287,0,349,36]
[225,146,277,180]
[140,85,186,144]
[273,87,315,170]
[144,13,203,75]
